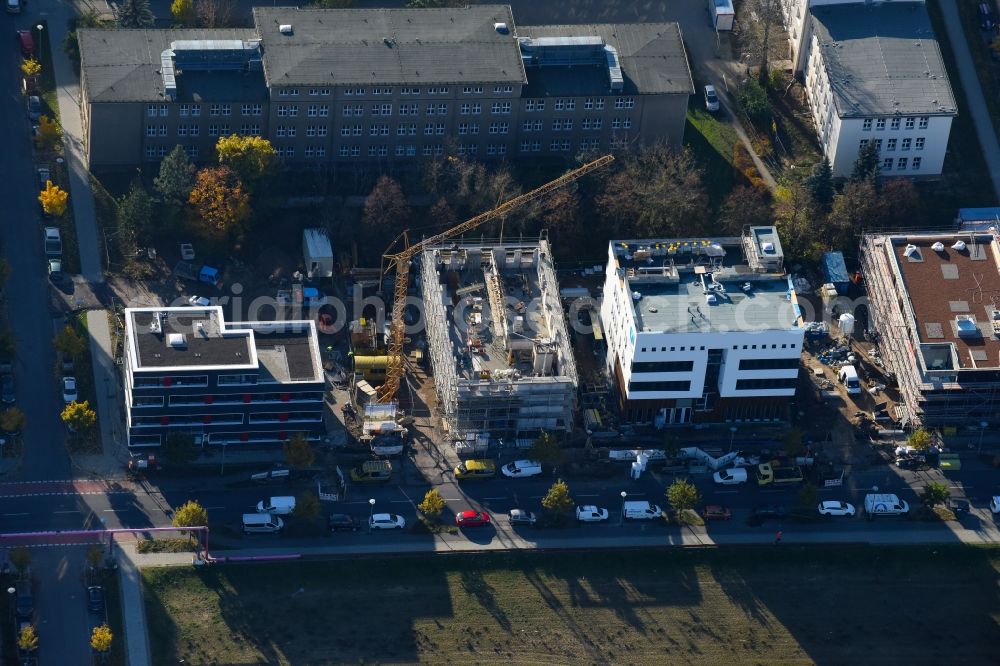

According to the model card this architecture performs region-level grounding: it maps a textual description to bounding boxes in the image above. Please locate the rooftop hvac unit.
[631,291,642,301]
[952,240,967,251]
[705,293,718,304]
[903,244,919,257]
[167,333,187,348]
[761,242,775,253]
[931,242,945,252]
[279,24,293,35]
[494,22,509,34]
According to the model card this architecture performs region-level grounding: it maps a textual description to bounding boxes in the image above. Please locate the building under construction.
[861,229,1000,429]
[420,235,578,443]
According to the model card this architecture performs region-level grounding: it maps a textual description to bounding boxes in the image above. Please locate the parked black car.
[1,373,15,404]
[87,585,105,613]
[15,580,33,620]
[748,505,787,526]
[896,455,930,471]
[327,514,359,532]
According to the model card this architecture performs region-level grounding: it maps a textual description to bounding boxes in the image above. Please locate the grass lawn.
[66,310,100,453]
[144,545,1000,665]
[685,107,737,212]
[923,0,999,219]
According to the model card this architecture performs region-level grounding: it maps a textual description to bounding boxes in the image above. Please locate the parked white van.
[256,496,296,515]
[623,501,663,520]
[838,365,862,395]
[864,493,909,519]
[501,460,543,478]
[713,467,748,485]
[242,513,284,534]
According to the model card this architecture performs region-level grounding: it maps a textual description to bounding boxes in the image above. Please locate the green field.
[143,546,1000,665]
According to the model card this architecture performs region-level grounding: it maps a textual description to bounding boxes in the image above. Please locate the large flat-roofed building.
[420,237,577,442]
[123,307,325,448]
[77,5,693,169]
[861,230,1000,428]
[600,227,805,425]
[802,2,955,178]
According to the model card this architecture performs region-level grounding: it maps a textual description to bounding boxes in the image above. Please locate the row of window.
[276,125,329,138]
[524,97,633,111]
[277,105,331,118]
[631,360,695,373]
[628,380,692,393]
[277,88,331,97]
[148,119,627,140]
[861,116,930,131]
[133,391,325,407]
[860,137,926,152]
[148,96,637,120]
[132,412,323,427]
[882,157,922,171]
[145,137,606,160]
[734,377,798,390]
[737,358,800,371]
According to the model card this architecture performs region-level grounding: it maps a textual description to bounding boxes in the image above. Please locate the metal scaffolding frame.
[420,235,578,441]
[861,231,1000,427]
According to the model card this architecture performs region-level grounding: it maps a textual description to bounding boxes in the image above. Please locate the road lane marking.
[713,490,738,494]
[2,512,28,516]
[204,506,226,510]
[482,496,507,500]
[53,510,79,514]
[577,494,601,497]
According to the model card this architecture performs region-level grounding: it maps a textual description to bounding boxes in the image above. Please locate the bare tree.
[196,0,234,28]
[743,0,784,84]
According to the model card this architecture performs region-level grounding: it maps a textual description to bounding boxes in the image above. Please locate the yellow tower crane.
[376,154,614,403]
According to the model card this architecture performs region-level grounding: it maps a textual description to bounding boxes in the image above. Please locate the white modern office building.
[600,227,805,425]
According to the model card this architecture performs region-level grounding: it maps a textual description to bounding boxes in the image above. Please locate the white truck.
[864,493,909,519]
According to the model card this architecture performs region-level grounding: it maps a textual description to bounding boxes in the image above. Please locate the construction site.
[860,229,1000,429]
[420,236,578,445]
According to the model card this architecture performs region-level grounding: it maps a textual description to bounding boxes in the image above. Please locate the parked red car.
[16,29,34,57]
[702,504,732,521]
[455,510,491,527]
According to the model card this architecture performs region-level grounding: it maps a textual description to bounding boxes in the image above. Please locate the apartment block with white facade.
[600,227,805,425]
[801,2,956,178]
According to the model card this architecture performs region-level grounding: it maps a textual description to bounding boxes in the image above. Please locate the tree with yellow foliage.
[35,115,63,152]
[188,166,251,237]
[38,180,69,218]
[215,134,276,184]
[170,0,196,26]
[20,57,41,78]
[91,624,113,656]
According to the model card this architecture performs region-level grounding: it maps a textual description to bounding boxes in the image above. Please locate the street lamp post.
[729,426,738,453]
[220,442,228,476]
[368,498,376,533]
[978,421,989,454]
[6,587,14,621]
[620,491,627,527]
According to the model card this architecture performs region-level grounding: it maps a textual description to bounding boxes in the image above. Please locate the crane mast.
[376,154,614,403]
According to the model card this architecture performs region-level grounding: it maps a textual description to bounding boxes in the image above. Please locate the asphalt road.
[3,8,90,663]
[1,457,997,547]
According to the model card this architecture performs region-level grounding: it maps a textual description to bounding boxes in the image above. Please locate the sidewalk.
[117,544,152,666]
[938,0,1000,201]
[73,309,129,479]
[47,12,104,283]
